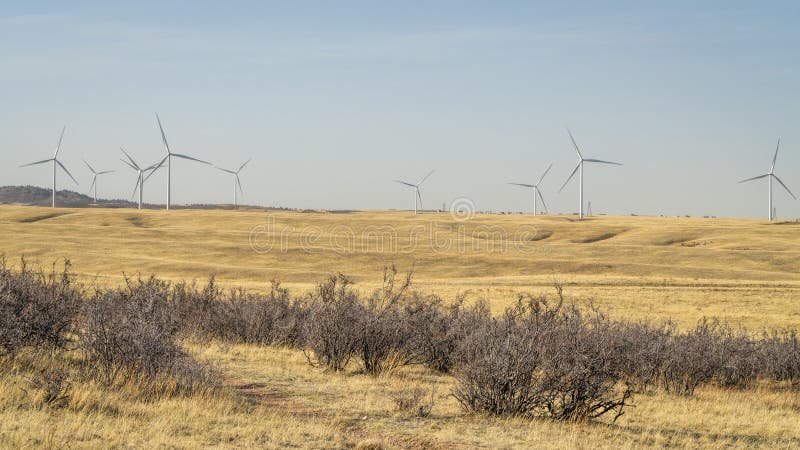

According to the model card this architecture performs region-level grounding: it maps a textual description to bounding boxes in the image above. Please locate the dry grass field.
[2,204,800,448]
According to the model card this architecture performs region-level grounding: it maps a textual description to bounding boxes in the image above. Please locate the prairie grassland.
[2,204,800,449]
[3,344,800,449]
[2,205,799,328]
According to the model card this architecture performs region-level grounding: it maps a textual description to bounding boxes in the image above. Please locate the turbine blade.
[20,158,54,167]
[508,182,535,188]
[98,170,115,175]
[131,176,140,200]
[120,158,138,170]
[536,163,553,186]
[771,138,780,173]
[559,162,581,193]
[236,175,245,198]
[536,188,548,213]
[394,180,416,188]
[738,174,769,183]
[88,176,96,195]
[120,147,140,169]
[56,160,79,185]
[144,156,169,182]
[416,188,423,211]
[773,174,797,200]
[237,158,252,173]
[213,165,236,174]
[583,158,622,166]
[54,126,66,157]
[172,153,210,165]
[417,169,435,186]
[83,159,96,174]
[566,127,583,159]
[156,113,171,154]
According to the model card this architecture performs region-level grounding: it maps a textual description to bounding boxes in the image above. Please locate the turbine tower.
[213,158,251,209]
[152,113,211,210]
[739,139,796,221]
[20,126,78,208]
[394,169,435,214]
[509,163,552,216]
[559,128,622,220]
[83,160,114,203]
[120,148,162,210]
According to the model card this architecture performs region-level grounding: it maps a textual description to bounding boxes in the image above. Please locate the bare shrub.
[452,294,631,422]
[716,328,761,388]
[614,321,674,392]
[170,277,306,347]
[759,330,800,384]
[356,267,421,376]
[0,258,82,356]
[660,319,724,396]
[81,277,216,393]
[303,274,363,372]
[405,294,490,374]
[538,304,632,421]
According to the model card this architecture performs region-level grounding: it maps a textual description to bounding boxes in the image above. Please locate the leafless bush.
[405,294,490,374]
[758,330,800,384]
[614,321,674,392]
[356,267,422,375]
[716,328,761,388]
[659,319,725,395]
[170,277,306,347]
[452,295,631,422]
[0,258,81,356]
[81,277,216,392]
[303,274,363,371]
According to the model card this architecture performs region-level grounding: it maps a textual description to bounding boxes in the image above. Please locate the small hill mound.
[0,185,136,208]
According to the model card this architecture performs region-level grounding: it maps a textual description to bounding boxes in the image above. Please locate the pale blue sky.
[1,1,799,217]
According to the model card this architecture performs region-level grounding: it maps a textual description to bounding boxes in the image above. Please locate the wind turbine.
[559,128,622,220]
[152,113,211,210]
[213,158,251,209]
[739,139,796,221]
[20,126,78,208]
[394,169,435,214]
[83,160,114,203]
[120,148,162,210]
[509,163,552,216]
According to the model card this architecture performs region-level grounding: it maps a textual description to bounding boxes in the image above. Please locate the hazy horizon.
[2,2,799,218]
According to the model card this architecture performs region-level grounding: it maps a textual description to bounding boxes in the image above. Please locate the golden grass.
[2,205,800,448]
[2,205,799,328]
[3,344,799,449]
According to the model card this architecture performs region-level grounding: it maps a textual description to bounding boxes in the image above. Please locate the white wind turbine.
[559,128,622,220]
[394,169,435,214]
[20,126,78,208]
[83,160,114,203]
[120,148,163,210]
[739,139,796,221]
[152,113,211,210]
[509,163,553,216]
[213,158,251,209]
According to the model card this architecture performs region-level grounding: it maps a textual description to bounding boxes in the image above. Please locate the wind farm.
[2,3,800,449]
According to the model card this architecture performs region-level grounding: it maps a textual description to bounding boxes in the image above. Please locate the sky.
[1,1,799,218]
